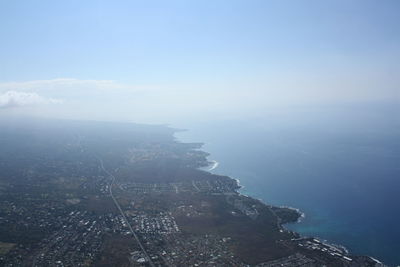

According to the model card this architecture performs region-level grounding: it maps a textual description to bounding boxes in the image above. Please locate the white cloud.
[0,76,397,123]
[0,91,62,109]
[0,78,144,93]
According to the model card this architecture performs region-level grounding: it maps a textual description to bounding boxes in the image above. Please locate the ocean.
[175,105,400,266]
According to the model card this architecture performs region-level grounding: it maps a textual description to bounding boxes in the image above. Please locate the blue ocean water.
[176,106,400,266]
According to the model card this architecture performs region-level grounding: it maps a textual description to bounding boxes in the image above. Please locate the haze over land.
[0,1,400,266]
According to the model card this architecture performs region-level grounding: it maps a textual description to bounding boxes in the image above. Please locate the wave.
[206,160,219,171]
[278,205,306,223]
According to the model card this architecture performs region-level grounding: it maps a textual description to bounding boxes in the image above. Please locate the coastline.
[198,159,219,172]
[278,205,306,223]
[207,160,219,171]
[202,156,388,266]
[201,158,304,223]
[182,127,391,266]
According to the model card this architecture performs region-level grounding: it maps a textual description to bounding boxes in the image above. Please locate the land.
[0,117,388,266]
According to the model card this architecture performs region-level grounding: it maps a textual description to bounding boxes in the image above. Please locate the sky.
[0,0,399,124]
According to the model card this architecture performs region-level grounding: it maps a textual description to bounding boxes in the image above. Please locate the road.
[98,158,155,267]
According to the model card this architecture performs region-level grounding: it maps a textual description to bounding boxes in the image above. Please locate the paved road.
[98,158,155,267]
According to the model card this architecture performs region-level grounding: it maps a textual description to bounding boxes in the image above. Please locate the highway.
[98,158,155,267]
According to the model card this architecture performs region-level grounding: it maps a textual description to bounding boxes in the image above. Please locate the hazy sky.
[0,0,399,124]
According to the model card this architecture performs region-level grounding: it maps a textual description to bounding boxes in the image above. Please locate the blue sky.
[0,0,399,123]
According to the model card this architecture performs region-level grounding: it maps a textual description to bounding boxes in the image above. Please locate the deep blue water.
[175,106,400,266]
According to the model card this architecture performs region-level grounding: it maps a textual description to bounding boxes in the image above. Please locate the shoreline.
[204,159,388,266]
[278,205,306,223]
[199,159,219,172]
[183,129,391,266]
[207,160,219,171]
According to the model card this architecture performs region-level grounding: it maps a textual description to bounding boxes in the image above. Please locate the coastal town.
[0,119,389,266]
